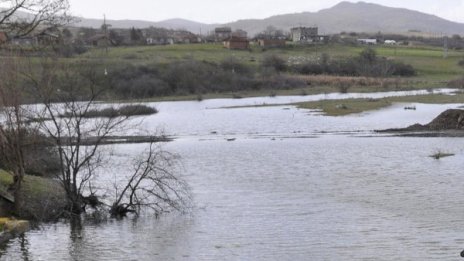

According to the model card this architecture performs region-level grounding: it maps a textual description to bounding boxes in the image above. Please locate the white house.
[384,40,397,45]
[357,38,377,45]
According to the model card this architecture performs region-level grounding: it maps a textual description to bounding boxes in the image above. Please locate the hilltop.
[225,2,464,35]
[72,17,216,35]
[72,2,464,36]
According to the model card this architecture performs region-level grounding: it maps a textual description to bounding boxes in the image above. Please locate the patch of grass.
[294,93,464,116]
[60,105,158,118]
[390,93,464,104]
[430,151,455,159]
[0,170,63,198]
[0,170,11,187]
[297,98,392,116]
[0,169,66,220]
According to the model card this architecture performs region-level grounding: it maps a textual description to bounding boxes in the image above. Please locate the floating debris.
[430,151,454,159]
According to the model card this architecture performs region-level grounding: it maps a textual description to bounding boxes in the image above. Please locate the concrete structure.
[10,37,38,46]
[357,38,378,45]
[291,27,319,43]
[384,40,397,45]
[232,29,247,38]
[215,27,232,42]
[223,37,249,50]
[258,39,286,48]
[36,31,61,45]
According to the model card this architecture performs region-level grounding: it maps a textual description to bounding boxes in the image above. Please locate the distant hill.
[225,1,464,36]
[71,1,464,36]
[72,17,216,34]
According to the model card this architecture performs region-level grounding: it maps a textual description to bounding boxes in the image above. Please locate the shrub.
[0,128,60,177]
[220,57,252,75]
[391,62,416,76]
[163,60,217,94]
[448,77,464,88]
[262,54,287,72]
[295,62,324,75]
[109,64,171,98]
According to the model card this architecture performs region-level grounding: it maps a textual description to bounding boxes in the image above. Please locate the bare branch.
[110,142,191,217]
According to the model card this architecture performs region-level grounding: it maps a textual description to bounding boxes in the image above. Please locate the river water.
[2,90,464,260]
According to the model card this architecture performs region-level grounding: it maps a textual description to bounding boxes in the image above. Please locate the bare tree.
[110,142,191,217]
[1,54,190,218]
[0,57,28,206]
[0,0,70,37]
[28,64,130,214]
[0,0,70,206]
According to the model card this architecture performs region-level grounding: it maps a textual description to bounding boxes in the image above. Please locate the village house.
[258,38,286,48]
[110,28,132,45]
[357,38,377,45]
[291,27,320,43]
[223,36,249,50]
[172,30,201,44]
[215,27,232,42]
[145,27,200,45]
[144,27,172,45]
[146,37,174,45]
[87,34,109,47]
[232,29,247,38]
[36,31,61,45]
[384,39,397,45]
[10,36,38,46]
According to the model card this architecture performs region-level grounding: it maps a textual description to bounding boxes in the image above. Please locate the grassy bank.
[295,93,464,116]
[82,43,463,82]
[5,43,464,103]
[101,44,462,101]
[0,170,66,220]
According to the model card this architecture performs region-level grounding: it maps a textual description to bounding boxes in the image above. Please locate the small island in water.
[378,109,464,137]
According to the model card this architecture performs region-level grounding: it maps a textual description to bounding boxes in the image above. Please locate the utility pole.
[103,14,109,55]
[443,35,448,59]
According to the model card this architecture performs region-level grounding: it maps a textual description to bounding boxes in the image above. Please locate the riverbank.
[107,74,430,104]
[376,108,464,137]
[294,92,464,116]
[0,218,30,244]
[0,170,66,221]
[0,170,64,244]
[10,43,464,104]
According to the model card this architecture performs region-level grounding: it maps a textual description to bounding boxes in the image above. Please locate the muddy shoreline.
[376,109,464,137]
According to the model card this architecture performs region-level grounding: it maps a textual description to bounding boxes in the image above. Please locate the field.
[81,43,464,84]
[7,42,464,104]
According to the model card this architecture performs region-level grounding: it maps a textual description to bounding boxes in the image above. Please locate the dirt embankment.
[378,109,464,135]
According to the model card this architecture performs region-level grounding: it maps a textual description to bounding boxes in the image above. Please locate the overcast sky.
[68,0,464,24]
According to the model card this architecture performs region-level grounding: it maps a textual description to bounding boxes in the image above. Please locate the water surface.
[1,92,464,260]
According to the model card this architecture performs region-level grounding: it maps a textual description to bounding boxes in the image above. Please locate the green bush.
[458,59,464,67]
[262,54,287,72]
[292,48,415,77]
[391,62,416,76]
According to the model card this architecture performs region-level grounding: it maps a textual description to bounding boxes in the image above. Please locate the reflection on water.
[1,93,464,260]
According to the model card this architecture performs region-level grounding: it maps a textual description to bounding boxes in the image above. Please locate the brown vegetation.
[295,75,412,90]
[379,109,464,133]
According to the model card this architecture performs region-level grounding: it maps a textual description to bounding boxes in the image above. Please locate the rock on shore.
[378,109,464,133]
